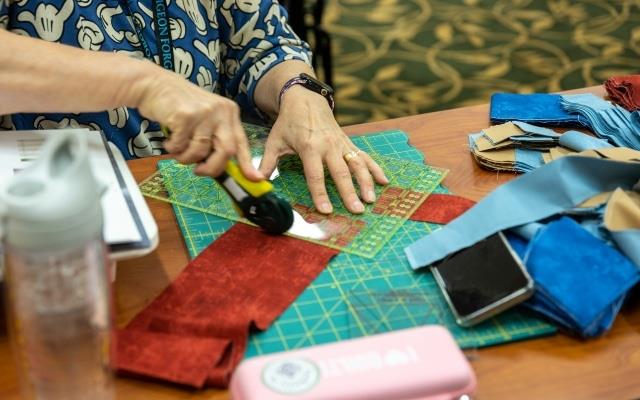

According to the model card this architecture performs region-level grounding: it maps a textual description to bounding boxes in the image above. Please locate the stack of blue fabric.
[560,94,640,150]
[506,218,638,338]
[490,93,588,127]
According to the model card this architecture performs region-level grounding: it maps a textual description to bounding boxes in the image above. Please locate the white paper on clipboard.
[0,129,158,259]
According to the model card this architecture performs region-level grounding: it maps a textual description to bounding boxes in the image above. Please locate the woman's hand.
[259,86,388,214]
[133,67,262,180]
[0,32,260,181]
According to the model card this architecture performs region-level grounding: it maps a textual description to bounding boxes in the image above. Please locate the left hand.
[259,86,388,214]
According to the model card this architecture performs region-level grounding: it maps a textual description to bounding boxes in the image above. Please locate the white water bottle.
[1,131,114,399]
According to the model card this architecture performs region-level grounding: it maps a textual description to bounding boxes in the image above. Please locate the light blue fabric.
[512,121,561,138]
[515,148,544,170]
[0,0,311,159]
[561,94,640,150]
[404,157,640,269]
[559,130,614,152]
[509,222,544,241]
[609,229,640,268]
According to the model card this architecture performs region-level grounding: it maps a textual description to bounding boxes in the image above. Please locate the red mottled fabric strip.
[410,193,476,224]
[115,223,338,388]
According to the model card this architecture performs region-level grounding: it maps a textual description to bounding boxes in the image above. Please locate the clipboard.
[0,129,158,261]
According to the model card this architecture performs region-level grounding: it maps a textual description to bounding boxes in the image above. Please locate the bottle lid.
[0,131,103,251]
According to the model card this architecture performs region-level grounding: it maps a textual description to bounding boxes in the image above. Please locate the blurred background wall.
[289,0,640,125]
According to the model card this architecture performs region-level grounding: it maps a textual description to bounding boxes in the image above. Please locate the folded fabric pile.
[507,216,638,338]
[404,157,640,338]
[469,118,639,171]
[115,224,338,388]
[468,121,559,172]
[490,93,587,127]
[560,94,640,150]
[605,75,640,112]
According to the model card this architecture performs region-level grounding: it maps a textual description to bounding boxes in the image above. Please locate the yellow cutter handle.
[223,160,272,197]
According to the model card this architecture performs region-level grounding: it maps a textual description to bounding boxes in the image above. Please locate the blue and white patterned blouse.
[0,0,311,159]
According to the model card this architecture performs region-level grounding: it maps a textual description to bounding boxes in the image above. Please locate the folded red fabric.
[410,193,476,224]
[115,223,338,388]
[604,75,640,111]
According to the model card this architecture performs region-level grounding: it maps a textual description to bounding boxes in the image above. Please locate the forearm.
[0,30,160,114]
[254,59,324,117]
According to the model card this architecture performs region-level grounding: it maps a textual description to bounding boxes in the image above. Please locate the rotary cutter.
[161,127,294,234]
[217,160,293,234]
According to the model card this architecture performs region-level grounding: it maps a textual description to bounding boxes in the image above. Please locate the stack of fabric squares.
[507,217,639,338]
[560,94,640,150]
[490,93,588,127]
[468,121,559,172]
[605,75,640,111]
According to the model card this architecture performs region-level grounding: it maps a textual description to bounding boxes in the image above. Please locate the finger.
[230,115,263,181]
[193,142,229,177]
[301,153,332,214]
[163,121,197,154]
[259,137,280,180]
[173,127,214,165]
[346,151,376,203]
[326,153,364,214]
[361,152,389,185]
[192,124,235,177]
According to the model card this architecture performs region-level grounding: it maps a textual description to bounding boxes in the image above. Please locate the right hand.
[132,66,263,181]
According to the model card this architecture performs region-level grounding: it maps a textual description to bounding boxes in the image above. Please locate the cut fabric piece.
[605,75,640,112]
[477,122,559,151]
[115,223,338,388]
[558,130,613,152]
[468,122,562,173]
[409,193,476,224]
[544,146,640,164]
[468,132,544,173]
[522,217,639,337]
[560,94,640,150]
[116,330,231,388]
[604,189,640,268]
[490,93,587,127]
[404,157,640,269]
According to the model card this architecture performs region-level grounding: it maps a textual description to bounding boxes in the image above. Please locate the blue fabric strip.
[559,130,613,152]
[404,157,640,269]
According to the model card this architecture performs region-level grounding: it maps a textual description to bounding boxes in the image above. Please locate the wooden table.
[2,86,640,399]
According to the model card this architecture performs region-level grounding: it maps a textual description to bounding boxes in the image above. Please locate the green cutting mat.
[143,129,446,258]
[166,130,556,357]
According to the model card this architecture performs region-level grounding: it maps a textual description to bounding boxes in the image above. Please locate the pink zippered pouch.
[230,325,476,400]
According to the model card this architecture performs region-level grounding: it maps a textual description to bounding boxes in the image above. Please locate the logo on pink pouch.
[262,358,320,395]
